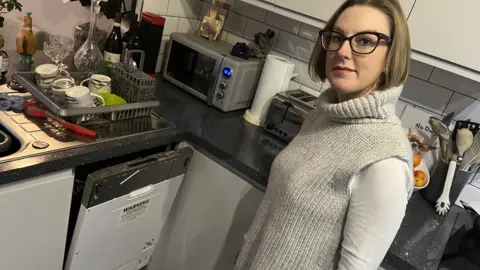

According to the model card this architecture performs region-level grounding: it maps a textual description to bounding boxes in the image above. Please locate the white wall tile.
[456,184,480,206]
[160,35,170,55]
[233,1,267,21]
[412,104,443,118]
[300,85,321,96]
[224,12,248,36]
[396,100,409,117]
[200,0,235,9]
[290,58,322,91]
[143,0,169,15]
[163,16,180,36]
[320,80,331,92]
[196,1,212,19]
[167,0,198,18]
[274,30,315,62]
[243,19,279,47]
[287,80,300,90]
[177,18,199,35]
[264,12,301,35]
[443,93,480,122]
[298,23,320,42]
[429,68,480,100]
[409,59,434,81]
[225,32,251,45]
[471,173,480,189]
[156,54,164,73]
[220,30,228,42]
[400,76,453,114]
[268,50,290,59]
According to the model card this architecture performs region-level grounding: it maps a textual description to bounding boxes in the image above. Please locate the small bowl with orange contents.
[413,153,430,191]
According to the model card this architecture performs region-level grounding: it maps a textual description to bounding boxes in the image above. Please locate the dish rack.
[13,71,160,124]
[111,63,156,103]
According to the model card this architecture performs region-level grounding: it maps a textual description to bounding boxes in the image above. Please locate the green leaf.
[7,2,14,11]
[14,2,22,11]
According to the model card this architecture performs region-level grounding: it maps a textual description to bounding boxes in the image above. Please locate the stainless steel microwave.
[163,33,264,112]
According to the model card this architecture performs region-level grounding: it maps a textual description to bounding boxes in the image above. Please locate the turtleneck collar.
[316,85,403,124]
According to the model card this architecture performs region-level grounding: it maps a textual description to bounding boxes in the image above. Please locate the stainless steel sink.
[0,110,84,163]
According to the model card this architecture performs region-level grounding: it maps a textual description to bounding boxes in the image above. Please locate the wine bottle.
[104,12,123,64]
[123,14,143,65]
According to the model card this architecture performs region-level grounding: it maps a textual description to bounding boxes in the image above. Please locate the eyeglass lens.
[321,32,381,54]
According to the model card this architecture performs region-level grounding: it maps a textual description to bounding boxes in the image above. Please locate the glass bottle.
[74,0,103,72]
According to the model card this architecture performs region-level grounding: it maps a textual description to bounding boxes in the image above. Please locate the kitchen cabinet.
[271,0,414,23]
[147,150,264,270]
[408,0,480,74]
[0,169,74,270]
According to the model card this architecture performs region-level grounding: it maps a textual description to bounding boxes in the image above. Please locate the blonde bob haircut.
[309,0,411,90]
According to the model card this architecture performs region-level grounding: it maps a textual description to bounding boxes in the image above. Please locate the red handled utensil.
[24,103,97,137]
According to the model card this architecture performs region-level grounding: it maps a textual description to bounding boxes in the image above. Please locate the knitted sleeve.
[338,158,412,270]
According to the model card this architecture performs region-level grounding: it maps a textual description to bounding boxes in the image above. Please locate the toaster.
[263,89,317,142]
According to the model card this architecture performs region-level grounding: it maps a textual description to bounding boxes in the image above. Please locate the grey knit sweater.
[235,86,412,270]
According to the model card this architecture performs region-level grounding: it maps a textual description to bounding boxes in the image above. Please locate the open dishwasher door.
[65,147,193,270]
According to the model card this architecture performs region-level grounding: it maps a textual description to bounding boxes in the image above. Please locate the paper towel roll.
[243,54,296,126]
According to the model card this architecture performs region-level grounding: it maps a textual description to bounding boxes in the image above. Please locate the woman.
[235,0,413,269]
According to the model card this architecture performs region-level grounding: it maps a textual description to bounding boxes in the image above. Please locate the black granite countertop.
[155,78,284,191]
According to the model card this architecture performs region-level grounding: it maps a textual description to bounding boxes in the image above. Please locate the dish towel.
[0,94,27,112]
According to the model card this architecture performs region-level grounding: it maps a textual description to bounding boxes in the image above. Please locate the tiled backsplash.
[144,0,480,200]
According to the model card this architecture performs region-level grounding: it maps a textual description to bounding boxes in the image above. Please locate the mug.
[81,74,112,94]
[66,86,106,108]
[51,77,75,100]
[35,64,69,88]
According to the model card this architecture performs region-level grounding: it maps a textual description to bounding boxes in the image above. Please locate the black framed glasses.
[319,30,391,54]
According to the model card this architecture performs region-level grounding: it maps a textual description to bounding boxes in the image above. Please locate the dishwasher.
[64,146,193,270]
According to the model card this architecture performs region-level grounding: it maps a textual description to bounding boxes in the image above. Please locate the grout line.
[469,183,480,190]
[408,74,480,102]
[422,78,480,102]
[441,91,455,115]
[229,9,303,37]
[427,66,434,81]
[166,0,172,16]
[162,14,200,20]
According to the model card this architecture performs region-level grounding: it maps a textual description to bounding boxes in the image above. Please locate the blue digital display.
[222,67,232,78]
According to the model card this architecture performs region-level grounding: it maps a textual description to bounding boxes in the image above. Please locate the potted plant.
[0,0,22,49]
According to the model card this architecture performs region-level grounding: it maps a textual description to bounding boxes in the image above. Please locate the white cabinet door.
[408,0,480,72]
[274,0,414,22]
[148,151,264,270]
[274,0,343,22]
[0,169,74,270]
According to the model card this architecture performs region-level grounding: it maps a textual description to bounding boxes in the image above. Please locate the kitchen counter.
[0,73,461,270]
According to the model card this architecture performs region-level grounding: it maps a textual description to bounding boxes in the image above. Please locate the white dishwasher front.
[65,147,192,270]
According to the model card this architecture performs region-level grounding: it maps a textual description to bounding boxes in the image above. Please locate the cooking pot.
[460,200,480,243]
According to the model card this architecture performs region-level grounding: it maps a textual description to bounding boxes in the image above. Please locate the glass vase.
[74,0,103,72]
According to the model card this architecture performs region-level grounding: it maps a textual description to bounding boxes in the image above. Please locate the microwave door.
[164,40,222,104]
